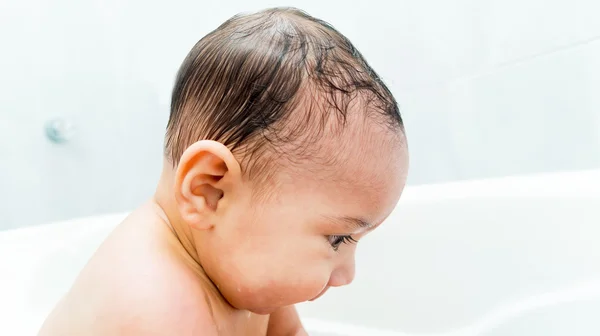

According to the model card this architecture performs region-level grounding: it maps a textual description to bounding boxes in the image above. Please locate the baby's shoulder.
[92,218,218,335]
[41,227,218,335]
[108,260,218,335]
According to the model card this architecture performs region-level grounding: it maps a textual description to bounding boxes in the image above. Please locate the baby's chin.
[238,300,302,315]
[236,299,310,315]
[247,306,278,315]
[222,288,315,315]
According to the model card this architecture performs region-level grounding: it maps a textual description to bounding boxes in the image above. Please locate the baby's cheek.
[275,265,330,299]
[237,262,328,307]
[216,237,331,309]
[248,273,327,307]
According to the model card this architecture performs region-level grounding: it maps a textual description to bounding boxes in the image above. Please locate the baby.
[39,7,408,336]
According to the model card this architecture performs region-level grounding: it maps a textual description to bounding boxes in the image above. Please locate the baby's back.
[39,205,268,335]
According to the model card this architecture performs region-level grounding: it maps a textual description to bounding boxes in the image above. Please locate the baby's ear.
[174,140,241,230]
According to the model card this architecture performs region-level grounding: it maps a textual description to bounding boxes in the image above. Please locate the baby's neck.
[141,200,254,330]
[152,160,203,268]
[151,160,248,313]
[148,162,271,331]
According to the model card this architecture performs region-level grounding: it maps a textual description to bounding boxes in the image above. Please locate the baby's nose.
[328,260,356,287]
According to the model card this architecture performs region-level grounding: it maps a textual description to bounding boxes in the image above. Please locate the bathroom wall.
[1,0,600,229]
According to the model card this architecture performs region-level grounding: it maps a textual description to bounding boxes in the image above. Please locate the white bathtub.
[1,170,600,335]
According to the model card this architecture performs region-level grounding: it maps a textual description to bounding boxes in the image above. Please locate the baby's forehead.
[330,120,404,179]
[283,101,405,183]
[272,118,406,222]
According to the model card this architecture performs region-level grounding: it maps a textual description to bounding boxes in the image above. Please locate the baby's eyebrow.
[337,216,373,231]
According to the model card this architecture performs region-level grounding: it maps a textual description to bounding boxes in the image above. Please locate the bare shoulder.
[44,213,219,335]
[105,258,219,335]
[107,222,220,335]
[115,281,217,335]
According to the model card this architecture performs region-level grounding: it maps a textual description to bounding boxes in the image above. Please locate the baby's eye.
[327,235,357,251]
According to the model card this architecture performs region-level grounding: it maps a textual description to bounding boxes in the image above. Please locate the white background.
[1,0,600,229]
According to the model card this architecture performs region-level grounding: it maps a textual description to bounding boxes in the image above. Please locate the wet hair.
[165,7,403,180]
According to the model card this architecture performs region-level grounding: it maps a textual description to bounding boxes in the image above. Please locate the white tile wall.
[0,0,167,228]
[446,40,600,180]
[405,37,600,184]
[1,0,600,228]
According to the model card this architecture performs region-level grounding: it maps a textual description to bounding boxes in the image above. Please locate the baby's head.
[161,7,408,314]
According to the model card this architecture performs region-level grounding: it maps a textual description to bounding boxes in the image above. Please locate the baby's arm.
[267,305,307,336]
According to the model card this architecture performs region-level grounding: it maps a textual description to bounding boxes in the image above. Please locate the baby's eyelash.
[327,235,357,251]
